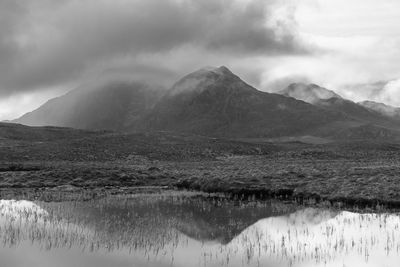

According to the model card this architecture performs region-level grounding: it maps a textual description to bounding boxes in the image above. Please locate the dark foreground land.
[1,123,400,208]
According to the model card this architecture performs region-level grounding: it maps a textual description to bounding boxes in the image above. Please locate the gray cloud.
[0,1,25,68]
[0,0,305,97]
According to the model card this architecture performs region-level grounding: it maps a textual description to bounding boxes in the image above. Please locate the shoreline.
[2,184,400,212]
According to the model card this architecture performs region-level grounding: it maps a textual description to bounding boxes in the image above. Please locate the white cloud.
[0,88,65,121]
[258,0,400,104]
[376,79,400,107]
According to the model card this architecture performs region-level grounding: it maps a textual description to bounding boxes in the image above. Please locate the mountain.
[138,66,344,138]
[278,83,400,128]
[13,66,400,141]
[13,81,163,131]
[278,83,342,104]
[359,100,400,118]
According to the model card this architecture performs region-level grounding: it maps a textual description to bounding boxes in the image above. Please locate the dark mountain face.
[139,66,344,138]
[13,81,163,131]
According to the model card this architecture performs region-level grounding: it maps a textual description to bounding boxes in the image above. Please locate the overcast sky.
[1,0,400,120]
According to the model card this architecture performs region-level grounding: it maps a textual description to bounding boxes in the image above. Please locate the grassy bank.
[2,150,400,208]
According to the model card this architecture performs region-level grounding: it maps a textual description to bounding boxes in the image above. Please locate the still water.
[1,191,400,267]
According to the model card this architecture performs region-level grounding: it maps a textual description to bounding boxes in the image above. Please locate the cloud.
[0,1,25,69]
[375,79,400,107]
[0,0,304,99]
[341,79,400,108]
[0,87,66,121]
[267,0,400,104]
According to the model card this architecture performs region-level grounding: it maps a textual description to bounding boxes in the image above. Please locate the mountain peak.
[168,66,239,96]
[279,83,342,104]
[215,65,233,74]
[194,65,234,77]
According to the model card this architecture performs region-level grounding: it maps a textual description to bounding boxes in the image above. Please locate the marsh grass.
[1,192,400,267]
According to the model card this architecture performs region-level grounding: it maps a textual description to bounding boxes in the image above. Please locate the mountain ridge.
[12,66,400,141]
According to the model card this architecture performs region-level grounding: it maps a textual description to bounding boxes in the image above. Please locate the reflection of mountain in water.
[39,193,295,245]
[2,193,400,267]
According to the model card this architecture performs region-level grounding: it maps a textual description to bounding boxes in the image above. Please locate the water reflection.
[1,192,400,267]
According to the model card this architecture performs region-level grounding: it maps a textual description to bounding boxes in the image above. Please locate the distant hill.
[13,81,163,131]
[359,100,400,118]
[0,122,98,141]
[332,124,400,141]
[278,83,342,104]
[139,66,344,138]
